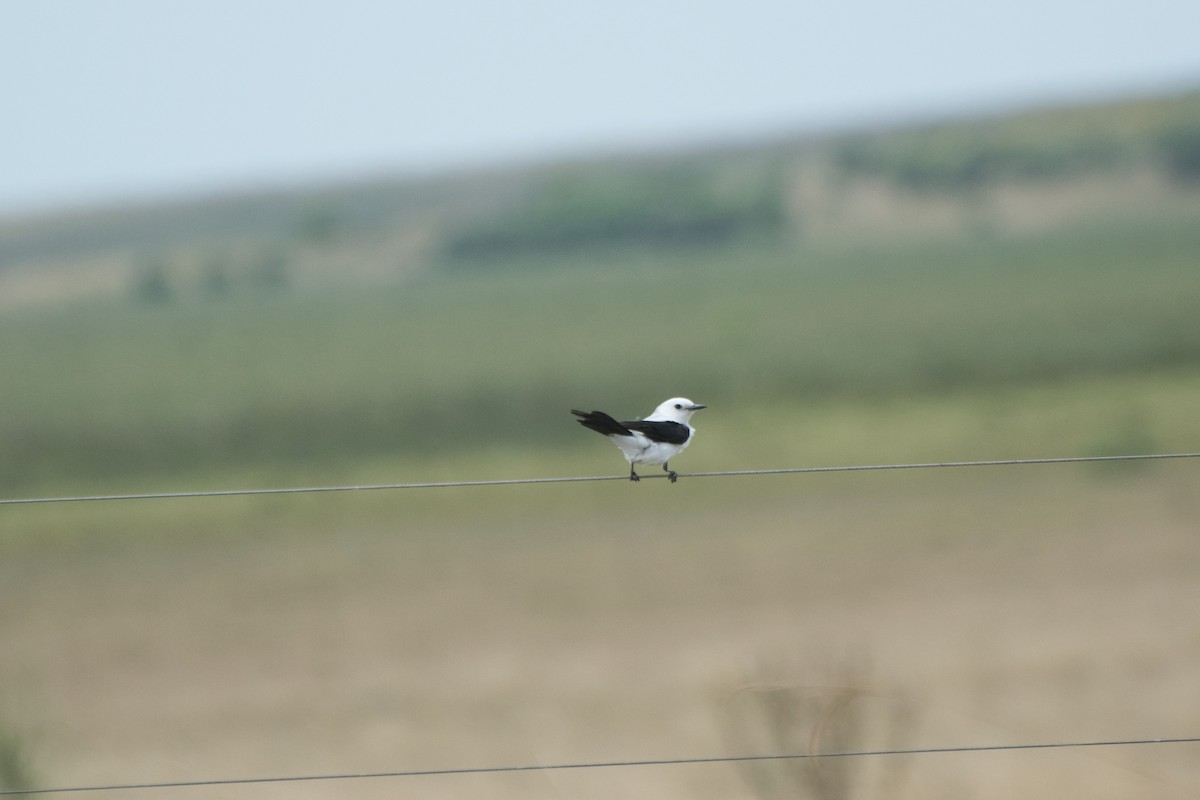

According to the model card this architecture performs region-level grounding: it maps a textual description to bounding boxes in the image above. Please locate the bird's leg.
[663,462,678,483]
[629,465,640,482]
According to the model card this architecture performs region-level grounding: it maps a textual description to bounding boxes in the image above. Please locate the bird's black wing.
[572,409,634,437]
[622,419,690,445]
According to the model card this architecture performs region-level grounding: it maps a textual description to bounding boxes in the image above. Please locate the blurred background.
[3,1,1200,797]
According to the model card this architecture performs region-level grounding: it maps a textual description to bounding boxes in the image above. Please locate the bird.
[571,397,706,483]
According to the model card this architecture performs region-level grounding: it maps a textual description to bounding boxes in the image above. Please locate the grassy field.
[4,206,1200,494]
[3,92,1200,797]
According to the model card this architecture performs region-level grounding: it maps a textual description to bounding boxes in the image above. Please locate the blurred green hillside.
[2,87,1200,494]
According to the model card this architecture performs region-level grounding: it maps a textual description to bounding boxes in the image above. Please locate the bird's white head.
[647,397,707,424]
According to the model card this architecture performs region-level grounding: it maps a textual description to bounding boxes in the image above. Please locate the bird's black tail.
[571,409,632,437]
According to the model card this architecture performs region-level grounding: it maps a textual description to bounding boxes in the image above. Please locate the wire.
[2,736,1197,795]
[2,452,1198,506]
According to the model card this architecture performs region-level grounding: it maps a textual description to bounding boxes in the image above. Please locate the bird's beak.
[691,403,707,410]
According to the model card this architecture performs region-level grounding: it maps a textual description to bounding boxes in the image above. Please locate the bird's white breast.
[613,429,693,466]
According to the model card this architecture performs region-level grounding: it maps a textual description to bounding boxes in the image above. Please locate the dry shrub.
[717,657,919,800]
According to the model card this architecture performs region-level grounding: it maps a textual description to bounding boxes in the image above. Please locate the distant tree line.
[440,164,785,261]
[1157,120,1200,184]
[834,127,1127,192]
[132,249,290,304]
[834,113,1200,192]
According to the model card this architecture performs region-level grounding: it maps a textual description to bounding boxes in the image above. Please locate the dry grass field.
[4,393,1199,799]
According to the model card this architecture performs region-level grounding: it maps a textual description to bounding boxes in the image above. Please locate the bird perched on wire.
[571,397,706,483]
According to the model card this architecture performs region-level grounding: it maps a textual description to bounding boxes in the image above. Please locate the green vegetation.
[132,256,173,304]
[1,86,1199,499]
[833,88,1200,191]
[441,162,785,260]
[0,710,35,792]
[835,124,1125,190]
[1157,120,1200,184]
[2,210,1200,494]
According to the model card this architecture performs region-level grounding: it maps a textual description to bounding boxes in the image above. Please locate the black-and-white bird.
[571,397,706,483]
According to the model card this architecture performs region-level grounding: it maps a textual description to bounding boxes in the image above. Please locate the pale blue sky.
[4,0,1199,214]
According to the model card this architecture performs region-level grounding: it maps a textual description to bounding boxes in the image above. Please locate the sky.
[4,0,1200,216]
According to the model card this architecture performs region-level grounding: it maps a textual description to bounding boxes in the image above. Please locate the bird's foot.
[629,469,641,482]
[664,464,678,483]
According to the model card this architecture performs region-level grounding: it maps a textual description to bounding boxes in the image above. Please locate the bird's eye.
[674,403,682,409]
